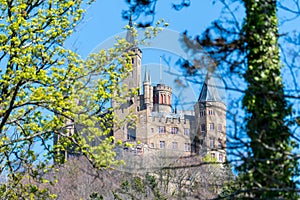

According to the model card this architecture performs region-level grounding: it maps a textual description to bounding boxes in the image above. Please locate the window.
[219,154,223,162]
[200,111,205,117]
[170,127,178,134]
[151,128,154,133]
[131,58,135,64]
[150,143,154,148]
[159,126,166,133]
[211,153,215,158]
[184,143,191,152]
[172,142,178,150]
[209,123,214,130]
[218,124,222,132]
[160,141,165,149]
[210,139,215,148]
[201,124,206,132]
[218,139,222,149]
[184,128,190,136]
[208,110,214,115]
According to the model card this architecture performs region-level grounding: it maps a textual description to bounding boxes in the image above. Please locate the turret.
[143,66,151,107]
[153,84,172,113]
[149,77,153,107]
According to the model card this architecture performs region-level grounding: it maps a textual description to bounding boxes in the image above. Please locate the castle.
[112,24,227,162]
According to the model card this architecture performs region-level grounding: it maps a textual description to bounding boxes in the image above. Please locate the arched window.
[160,94,163,104]
[164,94,166,104]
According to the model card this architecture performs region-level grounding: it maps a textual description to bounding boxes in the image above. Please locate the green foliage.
[145,172,167,200]
[202,154,218,163]
[89,192,104,200]
[132,176,145,193]
[113,173,168,200]
[238,0,299,199]
[121,179,130,192]
[112,191,123,200]
[146,172,158,189]
[0,0,165,198]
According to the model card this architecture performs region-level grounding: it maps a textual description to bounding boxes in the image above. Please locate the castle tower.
[153,84,172,113]
[123,15,142,90]
[113,17,142,142]
[194,73,226,162]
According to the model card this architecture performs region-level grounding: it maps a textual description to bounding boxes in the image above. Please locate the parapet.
[153,84,172,92]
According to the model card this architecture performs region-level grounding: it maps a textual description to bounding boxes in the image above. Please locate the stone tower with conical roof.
[194,73,226,161]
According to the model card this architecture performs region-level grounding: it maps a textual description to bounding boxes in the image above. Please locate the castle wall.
[136,114,195,156]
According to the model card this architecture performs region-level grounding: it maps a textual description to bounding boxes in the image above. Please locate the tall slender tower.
[113,17,142,141]
[123,15,142,90]
[194,73,226,162]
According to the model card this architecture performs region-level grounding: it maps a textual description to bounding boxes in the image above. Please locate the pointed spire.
[126,13,135,44]
[144,66,150,83]
[198,72,223,102]
[128,13,133,27]
[148,69,151,83]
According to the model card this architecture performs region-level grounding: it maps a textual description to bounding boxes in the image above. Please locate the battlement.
[154,84,172,92]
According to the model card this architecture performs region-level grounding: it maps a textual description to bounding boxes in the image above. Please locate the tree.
[124,0,300,198]
[238,1,298,198]
[39,152,232,199]
[0,0,144,198]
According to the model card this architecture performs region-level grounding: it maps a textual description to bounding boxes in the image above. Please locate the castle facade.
[113,29,226,162]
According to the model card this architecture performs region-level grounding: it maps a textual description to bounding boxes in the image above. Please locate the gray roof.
[198,73,223,102]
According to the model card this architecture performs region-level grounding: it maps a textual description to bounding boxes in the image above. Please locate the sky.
[30,0,300,172]
[65,0,300,148]
[65,1,227,110]
[66,1,224,58]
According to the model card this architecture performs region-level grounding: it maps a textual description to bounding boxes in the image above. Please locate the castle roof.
[198,72,223,103]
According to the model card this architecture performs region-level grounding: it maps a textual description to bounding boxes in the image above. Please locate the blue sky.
[64,0,300,123]
[65,1,300,144]
[65,1,227,110]
[66,1,224,58]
